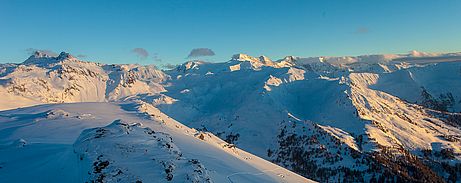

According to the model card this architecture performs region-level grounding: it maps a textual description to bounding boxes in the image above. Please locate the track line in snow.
[226,167,283,183]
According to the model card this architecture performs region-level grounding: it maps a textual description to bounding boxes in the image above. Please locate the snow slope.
[155,52,461,182]
[0,102,311,183]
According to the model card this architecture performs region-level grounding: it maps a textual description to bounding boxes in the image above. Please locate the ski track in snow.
[226,167,283,183]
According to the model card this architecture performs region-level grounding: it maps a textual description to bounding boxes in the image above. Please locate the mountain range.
[1,50,461,182]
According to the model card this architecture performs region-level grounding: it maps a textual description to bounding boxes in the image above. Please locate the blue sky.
[1,0,460,65]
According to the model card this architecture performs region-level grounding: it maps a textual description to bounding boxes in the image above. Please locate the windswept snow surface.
[0,102,311,183]
[1,50,461,182]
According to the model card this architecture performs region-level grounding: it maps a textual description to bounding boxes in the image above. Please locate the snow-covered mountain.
[0,102,310,183]
[1,51,461,182]
[0,51,168,109]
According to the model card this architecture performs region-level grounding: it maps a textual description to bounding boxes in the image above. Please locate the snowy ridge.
[74,120,213,182]
[0,102,311,183]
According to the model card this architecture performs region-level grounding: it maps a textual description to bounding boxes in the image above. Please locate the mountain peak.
[407,50,437,57]
[23,51,77,65]
[231,53,258,62]
[30,51,53,59]
[279,56,297,63]
[259,55,272,63]
[56,52,75,61]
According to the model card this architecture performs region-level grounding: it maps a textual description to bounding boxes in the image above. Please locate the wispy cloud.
[132,48,149,59]
[76,54,87,58]
[153,53,162,62]
[25,48,58,56]
[161,63,178,70]
[354,27,369,34]
[187,48,215,58]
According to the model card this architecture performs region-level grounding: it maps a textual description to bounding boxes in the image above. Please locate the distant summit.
[31,51,53,59]
[23,51,77,66]
[56,51,76,60]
